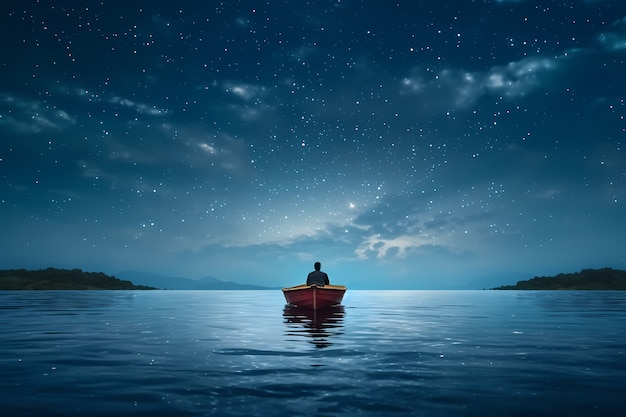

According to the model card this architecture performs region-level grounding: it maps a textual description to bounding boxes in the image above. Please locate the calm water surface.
[1,290,625,416]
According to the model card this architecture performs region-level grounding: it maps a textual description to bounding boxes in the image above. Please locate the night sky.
[1,1,625,289]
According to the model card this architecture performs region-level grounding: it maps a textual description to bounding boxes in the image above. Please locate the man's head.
[314,262,321,271]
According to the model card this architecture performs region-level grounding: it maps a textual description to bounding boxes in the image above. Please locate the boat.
[282,284,347,310]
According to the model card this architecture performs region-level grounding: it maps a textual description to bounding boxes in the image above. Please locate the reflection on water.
[1,291,625,416]
[283,304,345,348]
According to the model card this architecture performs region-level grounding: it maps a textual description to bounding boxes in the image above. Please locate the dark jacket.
[307,270,329,286]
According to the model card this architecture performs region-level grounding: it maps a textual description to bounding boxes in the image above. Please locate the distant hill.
[116,270,279,290]
[493,268,626,290]
[0,268,156,290]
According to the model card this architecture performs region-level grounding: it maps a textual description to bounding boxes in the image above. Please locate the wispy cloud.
[0,93,76,134]
[597,16,626,51]
[223,82,268,101]
[400,55,558,110]
[221,81,274,121]
[355,233,435,259]
[110,96,169,116]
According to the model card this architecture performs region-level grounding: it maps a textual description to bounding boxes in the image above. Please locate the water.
[1,290,625,416]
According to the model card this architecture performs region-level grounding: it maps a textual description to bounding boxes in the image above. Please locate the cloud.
[400,55,559,110]
[110,96,169,116]
[355,233,434,259]
[185,131,252,175]
[0,93,76,134]
[224,82,268,101]
[396,13,626,113]
[485,57,556,96]
[220,81,275,121]
[597,16,626,51]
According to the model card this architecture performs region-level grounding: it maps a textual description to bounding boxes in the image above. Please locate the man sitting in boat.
[306,262,330,286]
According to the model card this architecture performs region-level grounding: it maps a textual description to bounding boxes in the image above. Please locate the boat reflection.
[283,305,345,349]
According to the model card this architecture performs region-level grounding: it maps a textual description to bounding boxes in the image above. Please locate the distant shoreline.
[492,268,626,290]
[3,266,626,291]
[0,268,156,290]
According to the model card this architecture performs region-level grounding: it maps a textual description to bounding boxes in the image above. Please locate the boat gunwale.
[282,284,347,292]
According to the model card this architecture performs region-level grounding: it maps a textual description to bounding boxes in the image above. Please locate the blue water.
[1,290,625,416]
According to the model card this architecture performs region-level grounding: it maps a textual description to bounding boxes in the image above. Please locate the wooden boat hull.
[282,284,346,310]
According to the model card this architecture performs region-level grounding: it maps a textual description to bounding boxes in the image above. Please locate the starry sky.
[1,1,625,289]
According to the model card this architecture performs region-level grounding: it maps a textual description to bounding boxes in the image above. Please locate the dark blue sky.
[1,1,625,289]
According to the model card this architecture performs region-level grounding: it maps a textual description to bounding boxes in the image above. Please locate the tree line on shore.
[492,267,626,290]
[0,268,155,290]
[2,266,625,290]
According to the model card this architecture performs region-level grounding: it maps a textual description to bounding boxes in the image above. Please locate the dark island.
[493,267,626,290]
[0,268,156,290]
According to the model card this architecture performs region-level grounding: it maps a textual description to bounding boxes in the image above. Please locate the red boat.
[282,284,347,310]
